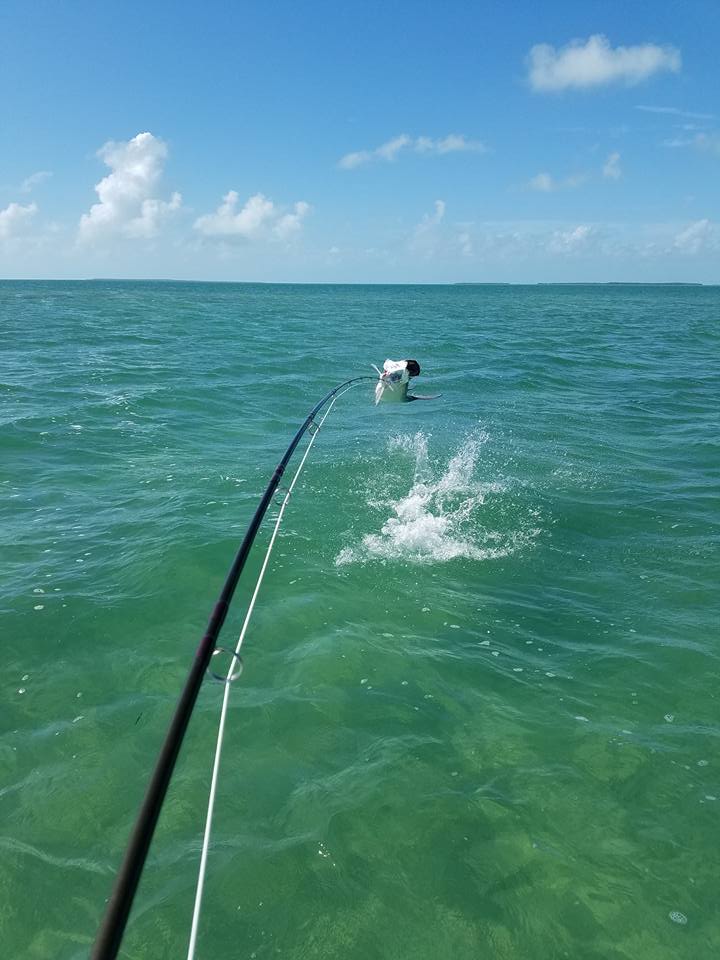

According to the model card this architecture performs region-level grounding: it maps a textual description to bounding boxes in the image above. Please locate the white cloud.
[636,105,713,120]
[427,200,446,224]
[528,171,587,191]
[78,132,181,243]
[375,134,412,162]
[194,191,310,241]
[603,151,622,180]
[409,200,446,256]
[528,153,620,191]
[339,150,372,170]
[0,201,38,240]
[20,171,52,194]
[529,172,555,192]
[663,131,720,154]
[673,219,714,254]
[339,134,486,169]
[274,201,311,239]
[548,225,594,253]
[194,192,272,237]
[416,134,482,155]
[457,230,473,257]
[333,217,719,276]
[528,35,681,92]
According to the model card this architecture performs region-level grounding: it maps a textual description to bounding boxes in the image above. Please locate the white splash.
[336,431,539,566]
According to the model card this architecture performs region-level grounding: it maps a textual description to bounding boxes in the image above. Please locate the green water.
[2,281,718,959]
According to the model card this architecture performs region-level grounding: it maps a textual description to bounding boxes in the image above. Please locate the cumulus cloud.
[0,201,38,240]
[528,153,621,192]
[396,216,720,268]
[273,201,311,239]
[409,200,447,256]
[426,199,446,225]
[673,219,714,254]
[78,132,181,243]
[457,230,473,257]
[339,134,486,169]
[602,151,622,180]
[194,191,311,241]
[548,224,594,254]
[528,35,681,92]
[20,171,52,194]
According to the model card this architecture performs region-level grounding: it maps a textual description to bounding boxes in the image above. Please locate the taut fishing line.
[91,375,375,960]
[92,364,433,959]
[186,381,361,959]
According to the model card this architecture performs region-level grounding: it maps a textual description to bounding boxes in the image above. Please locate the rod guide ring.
[208,647,244,683]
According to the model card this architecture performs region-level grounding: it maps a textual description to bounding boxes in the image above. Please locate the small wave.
[336,431,539,565]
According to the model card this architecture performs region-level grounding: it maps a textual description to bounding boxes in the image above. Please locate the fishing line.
[92,375,374,960]
[186,381,361,960]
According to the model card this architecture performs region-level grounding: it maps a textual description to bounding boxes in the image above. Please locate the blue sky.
[1,0,718,281]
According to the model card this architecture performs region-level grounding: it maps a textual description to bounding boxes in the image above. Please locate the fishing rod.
[91,374,375,960]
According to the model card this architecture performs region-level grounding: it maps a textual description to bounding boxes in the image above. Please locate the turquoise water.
[2,281,719,959]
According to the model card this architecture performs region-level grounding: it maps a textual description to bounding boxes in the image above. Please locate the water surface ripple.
[1,281,718,958]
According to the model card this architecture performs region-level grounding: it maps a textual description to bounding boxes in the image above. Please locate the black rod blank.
[91,375,373,960]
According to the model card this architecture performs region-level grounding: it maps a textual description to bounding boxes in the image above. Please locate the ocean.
[2,280,718,959]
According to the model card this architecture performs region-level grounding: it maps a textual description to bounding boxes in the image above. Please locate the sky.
[1,0,719,282]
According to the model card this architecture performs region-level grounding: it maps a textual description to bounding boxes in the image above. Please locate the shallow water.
[1,281,719,958]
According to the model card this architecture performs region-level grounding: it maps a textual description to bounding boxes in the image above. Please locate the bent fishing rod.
[92,375,375,960]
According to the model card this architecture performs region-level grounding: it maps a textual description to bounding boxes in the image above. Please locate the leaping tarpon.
[373,358,440,404]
